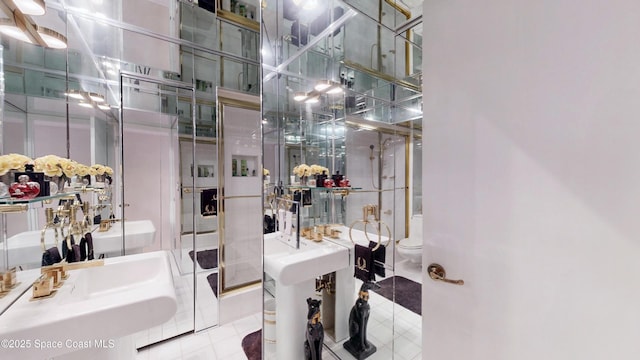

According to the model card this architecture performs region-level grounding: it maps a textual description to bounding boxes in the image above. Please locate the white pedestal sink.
[3,220,156,268]
[0,251,177,360]
[264,233,351,360]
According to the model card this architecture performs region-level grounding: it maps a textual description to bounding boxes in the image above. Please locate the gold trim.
[217,90,262,295]
[342,60,420,93]
[405,134,410,238]
[223,195,261,200]
[218,96,261,111]
[217,9,260,32]
[0,204,28,214]
[383,0,411,76]
[384,0,411,18]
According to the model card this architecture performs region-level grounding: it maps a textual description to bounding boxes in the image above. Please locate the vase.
[47,175,68,195]
[0,171,14,198]
[94,174,106,188]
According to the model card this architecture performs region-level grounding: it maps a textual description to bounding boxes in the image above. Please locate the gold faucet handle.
[362,204,378,222]
[44,208,55,225]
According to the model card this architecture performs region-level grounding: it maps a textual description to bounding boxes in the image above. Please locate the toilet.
[397,214,423,265]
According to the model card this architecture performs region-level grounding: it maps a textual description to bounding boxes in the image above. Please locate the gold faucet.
[41,208,60,252]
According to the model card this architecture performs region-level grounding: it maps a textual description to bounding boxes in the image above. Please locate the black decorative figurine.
[344,281,377,359]
[304,298,324,360]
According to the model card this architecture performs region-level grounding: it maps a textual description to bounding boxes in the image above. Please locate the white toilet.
[397,214,423,265]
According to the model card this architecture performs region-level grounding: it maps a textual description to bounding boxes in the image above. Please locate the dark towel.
[42,247,62,266]
[85,232,94,260]
[369,241,386,279]
[354,244,374,282]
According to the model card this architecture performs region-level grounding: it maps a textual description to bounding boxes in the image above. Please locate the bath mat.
[373,276,422,315]
[188,249,218,269]
[206,273,218,297]
[241,329,262,360]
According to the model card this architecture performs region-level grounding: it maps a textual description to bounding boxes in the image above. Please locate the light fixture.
[78,102,94,108]
[36,25,66,49]
[305,95,319,104]
[0,17,33,43]
[97,104,111,111]
[13,0,45,16]
[314,80,333,92]
[65,89,85,100]
[326,85,344,95]
[0,1,68,49]
[87,92,105,103]
[293,92,308,102]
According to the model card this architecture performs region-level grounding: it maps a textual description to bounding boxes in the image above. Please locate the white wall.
[422,1,640,359]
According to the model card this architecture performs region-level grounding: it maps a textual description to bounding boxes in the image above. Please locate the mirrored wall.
[0,0,261,349]
[262,0,423,359]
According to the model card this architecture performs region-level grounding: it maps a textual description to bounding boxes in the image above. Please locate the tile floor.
[136,255,422,360]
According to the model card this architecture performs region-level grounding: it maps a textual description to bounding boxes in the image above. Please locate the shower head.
[369,144,375,150]
[369,144,375,160]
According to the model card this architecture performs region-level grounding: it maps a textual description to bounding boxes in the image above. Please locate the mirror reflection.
[263,0,423,359]
[0,0,262,356]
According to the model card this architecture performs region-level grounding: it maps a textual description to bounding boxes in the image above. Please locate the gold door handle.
[183,188,192,194]
[428,263,464,285]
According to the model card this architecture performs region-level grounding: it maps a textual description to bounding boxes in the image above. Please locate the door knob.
[427,263,464,285]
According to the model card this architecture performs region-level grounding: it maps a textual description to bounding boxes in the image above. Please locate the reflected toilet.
[397,214,423,265]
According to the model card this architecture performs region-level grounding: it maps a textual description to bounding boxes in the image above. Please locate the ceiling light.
[326,85,344,95]
[36,26,67,49]
[0,18,33,44]
[87,92,105,103]
[293,92,308,102]
[78,102,94,108]
[97,104,111,111]
[65,90,85,100]
[13,0,46,16]
[302,0,318,10]
[314,80,332,92]
[305,96,319,104]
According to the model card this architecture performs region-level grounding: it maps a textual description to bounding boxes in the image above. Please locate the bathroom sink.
[3,220,156,268]
[264,233,350,286]
[91,219,156,254]
[0,251,177,360]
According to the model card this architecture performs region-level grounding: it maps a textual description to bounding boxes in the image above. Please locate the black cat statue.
[304,298,324,360]
[344,281,378,359]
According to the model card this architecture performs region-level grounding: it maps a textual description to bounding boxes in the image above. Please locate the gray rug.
[241,329,262,360]
[188,249,218,269]
[373,276,422,315]
[206,273,218,297]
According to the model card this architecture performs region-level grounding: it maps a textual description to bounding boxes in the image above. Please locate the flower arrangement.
[309,164,329,175]
[75,164,93,177]
[293,164,329,177]
[91,164,114,176]
[33,155,67,177]
[0,153,33,175]
[293,164,311,177]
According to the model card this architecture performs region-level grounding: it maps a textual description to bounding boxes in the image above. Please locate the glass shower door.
[119,71,201,345]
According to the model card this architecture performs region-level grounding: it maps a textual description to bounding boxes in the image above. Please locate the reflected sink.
[3,220,156,268]
[0,251,177,360]
[91,220,156,254]
[264,233,350,286]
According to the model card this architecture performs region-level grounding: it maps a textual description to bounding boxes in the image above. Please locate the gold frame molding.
[216,0,260,32]
[216,90,262,295]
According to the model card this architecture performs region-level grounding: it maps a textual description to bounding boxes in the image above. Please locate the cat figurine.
[344,281,378,359]
[304,298,324,360]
